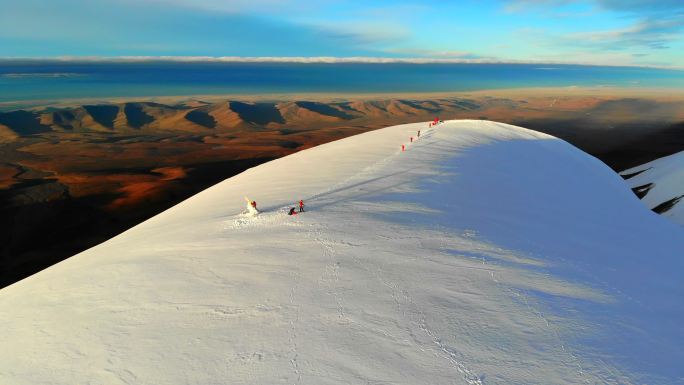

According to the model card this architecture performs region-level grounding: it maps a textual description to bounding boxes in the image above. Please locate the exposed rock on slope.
[621,150,684,225]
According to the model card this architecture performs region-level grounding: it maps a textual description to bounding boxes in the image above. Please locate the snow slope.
[621,150,684,226]
[1,120,683,385]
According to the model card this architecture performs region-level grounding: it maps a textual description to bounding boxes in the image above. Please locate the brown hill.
[0,97,498,138]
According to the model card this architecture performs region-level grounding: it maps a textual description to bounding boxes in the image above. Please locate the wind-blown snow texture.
[1,120,683,384]
[622,150,684,226]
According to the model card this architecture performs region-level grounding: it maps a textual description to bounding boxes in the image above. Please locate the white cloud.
[562,17,684,50]
[4,56,681,69]
[114,0,328,14]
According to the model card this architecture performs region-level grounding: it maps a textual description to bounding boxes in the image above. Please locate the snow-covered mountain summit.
[1,120,683,384]
[621,150,684,226]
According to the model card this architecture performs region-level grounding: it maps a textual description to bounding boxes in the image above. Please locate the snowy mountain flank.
[621,150,684,226]
[1,120,683,384]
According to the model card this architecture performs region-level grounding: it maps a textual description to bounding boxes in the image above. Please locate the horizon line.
[1,56,682,70]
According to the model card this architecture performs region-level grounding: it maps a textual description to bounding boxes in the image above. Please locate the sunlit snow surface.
[1,120,683,384]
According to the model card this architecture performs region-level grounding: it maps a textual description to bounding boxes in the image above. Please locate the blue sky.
[1,0,683,67]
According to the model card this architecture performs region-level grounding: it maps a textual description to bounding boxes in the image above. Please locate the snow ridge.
[1,120,683,385]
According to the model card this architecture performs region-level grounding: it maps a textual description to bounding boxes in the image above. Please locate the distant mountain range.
[0,99,482,139]
[3,95,684,170]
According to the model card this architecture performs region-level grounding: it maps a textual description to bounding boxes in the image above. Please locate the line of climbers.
[402,117,440,152]
[248,118,442,217]
[429,116,443,128]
